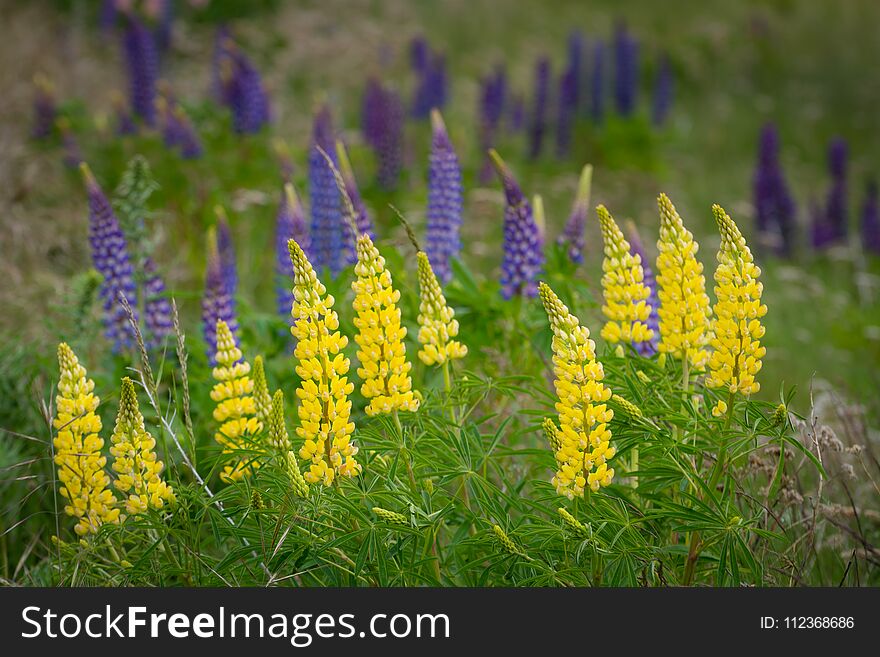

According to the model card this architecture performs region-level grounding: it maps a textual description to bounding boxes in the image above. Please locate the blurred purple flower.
[411,44,447,119]
[60,121,83,169]
[753,123,796,254]
[558,164,592,264]
[567,31,584,112]
[826,137,848,242]
[613,22,639,116]
[81,164,138,352]
[590,41,605,123]
[122,15,159,126]
[651,53,673,126]
[143,257,172,350]
[337,141,373,245]
[409,35,429,73]
[556,67,577,157]
[216,210,237,302]
[478,65,507,183]
[508,92,525,133]
[861,180,880,254]
[202,229,238,360]
[112,92,138,136]
[308,105,348,276]
[491,151,544,299]
[226,48,271,134]
[426,110,463,283]
[528,56,551,160]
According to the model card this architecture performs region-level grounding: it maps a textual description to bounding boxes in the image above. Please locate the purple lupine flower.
[490,150,544,299]
[590,40,605,123]
[122,14,159,126]
[212,25,233,104]
[142,257,172,350]
[528,56,551,160]
[276,183,310,321]
[625,221,659,357]
[558,164,593,263]
[411,47,447,119]
[337,141,374,242]
[81,163,138,351]
[361,76,385,149]
[861,180,880,255]
[753,123,796,254]
[152,0,174,53]
[613,22,639,116]
[59,120,83,169]
[32,75,56,140]
[157,96,183,148]
[227,47,271,134]
[202,228,238,360]
[100,0,118,33]
[426,110,463,283]
[174,107,202,159]
[374,86,404,190]
[508,92,525,133]
[567,31,584,113]
[810,198,835,249]
[651,53,673,126]
[112,92,138,135]
[825,137,849,242]
[410,36,429,73]
[555,67,577,157]
[308,105,347,276]
[215,209,237,301]
[478,65,507,183]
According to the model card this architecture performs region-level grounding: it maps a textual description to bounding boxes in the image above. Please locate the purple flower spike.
[215,208,237,303]
[826,137,849,242]
[613,22,639,117]
[122,15,159,126]
[625,221,659,357]
[374,86,405,190]
[567,31,584,112]
[861,181,880,255]
[411,44,447,119]
[81,163,138,352]
[558,164,593,263]
[361,76,385,148]
[508,93,525,133]
[556,67,577,157]
[753,123,796,255]
[810,199,835,249]
[590,41,605,123]
[528,56,551,160]
[478,65,507,183]
[202,228,238,360]
[426,110,463,283]
[227,47,271,134]
[276,183,310,321]
[143,257,172,350]
[174,107,202,159]
[308,105,348,277]
[651,53,673,126]
[336,141,373,245]
[32,75,56,140]
[490,150,544,299]
[410,36,429,73]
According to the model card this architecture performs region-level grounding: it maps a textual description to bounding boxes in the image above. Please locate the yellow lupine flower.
[53,343,120,536]
[596,205,654,347]
[539,282,615,499]
[416,251,468,366]
[706,205,767,396]
[351,234,419,416]
[655,194,713,367]
[252,355,272,425]
[110,377,175,515]
[288,239,360,486]
[211,320,262,483]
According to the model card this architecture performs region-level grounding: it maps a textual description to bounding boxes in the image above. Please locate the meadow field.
[0,0,878,586]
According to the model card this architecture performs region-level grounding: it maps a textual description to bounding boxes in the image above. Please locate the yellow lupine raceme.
[211,320,262,483]
[539,282,615,499]
[351,234,419,416]
[110,377,175,515]
[288,239,360,486]
[655,194,712,367]
[416,251,467,366]
[706,204,767,396]
[596,205,654,348]
[53,343,120,536]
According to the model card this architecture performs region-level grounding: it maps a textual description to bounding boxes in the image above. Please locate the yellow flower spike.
[251,356,272,426]
[211,320,262,483]
[557,507,589,539]
[542,417,563,458]
[110,377,175,515]
[655,194,712,367]
[416,251,468,366]
[372,507,409,526]
[492,525,523,556]
[539,282,615,500]
[53,343,120,536]
[596,205,654,348]
[288,238,360,486]
[706,205,767,397]
[351,233,420,416]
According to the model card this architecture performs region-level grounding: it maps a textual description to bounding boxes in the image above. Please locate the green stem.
[393,410,418,494]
